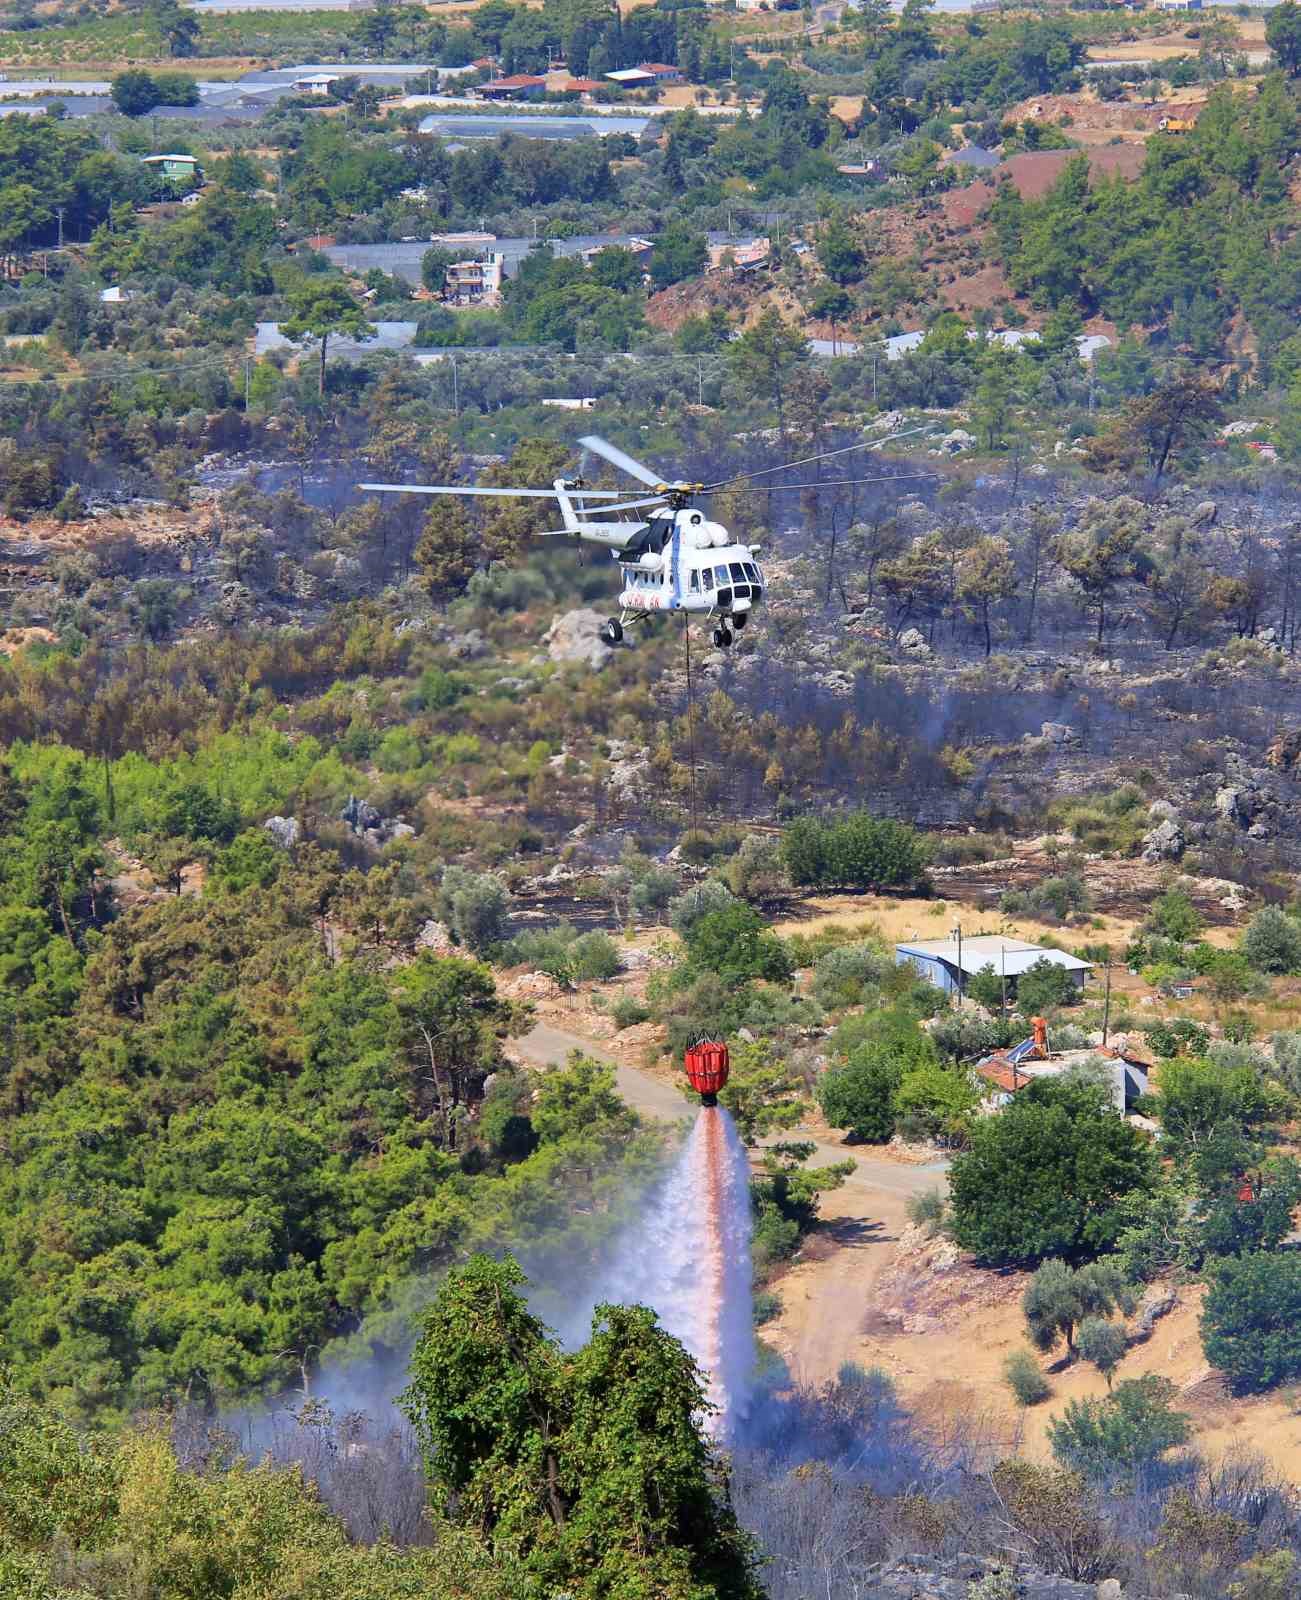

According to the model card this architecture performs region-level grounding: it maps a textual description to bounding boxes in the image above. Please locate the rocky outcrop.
[1040,722,1080,748]
[544,608,615,669]
[863,1555,1127,1598]
[898,627,931,655]
[340,794,416,847]
[262,815,300,850]
[1141,816,1184,864]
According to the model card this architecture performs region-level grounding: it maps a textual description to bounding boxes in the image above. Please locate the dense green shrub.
[1242,906,1301,976]
[782,811,930,892]
[1003,1347,1052,1407]
[1202,1253,1301,1394]
[1048,1376,1190,1480]
[949,1078,1156,1265]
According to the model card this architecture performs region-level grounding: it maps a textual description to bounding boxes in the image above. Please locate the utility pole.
[55,206,63,250]
[1000,945,1007,1026]
[952,922,963,1010]
[696,358,704,407]
[451,351,459,414]
[244,355,251,411]
[1102,964,1112,1048]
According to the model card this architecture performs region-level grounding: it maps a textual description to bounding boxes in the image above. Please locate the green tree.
[151,0,201,55]
[1242,906,1301,975]
[682,902,792,985]
[1267,0,1301,76]
[282,278,372,399]
[1202,1252,1301,1393]
[1048,1375,1190,1480]
[650,221,707,290]
[948,1077,1156,1265]
[817,1051,900,1143]
[1076,1315,1128,1388]
[111,70,162,116]
[727,309,809,433]
[1151,1056,1273,1155]
[1145,888,1202,942]
[816,215,865,285]
[1016,958,1079,1016]
[1056,497,1147,644]
[399,1255,764,1598]
[957,535,1016,656]
[1023,1258,1132,1358]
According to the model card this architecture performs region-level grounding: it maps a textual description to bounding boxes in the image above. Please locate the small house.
[478,74,546,100]
[444,253,504,303]
[142,153,202,183]
[605,67,658,89]
[293,72,341,94]
[895,934,1093,999]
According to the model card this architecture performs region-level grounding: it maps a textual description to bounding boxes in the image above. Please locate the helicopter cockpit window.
[729,563,746,582]
[745,562,759,581]
[689,570,700,593]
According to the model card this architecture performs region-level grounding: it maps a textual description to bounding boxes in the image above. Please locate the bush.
[611,994,650,1030]
[1143,1018,1209,1059]
[1016,957,1080,1015]
[782,811,930,892]
[894,1062,980,1141]
[905,1187,947,1233]
[1004,1347,1053,1407]
[818,1053,899,1143]
[810,940,888,1009]
[1201,1252,1301,1394]
[752,1289,781,1327]
[1145,888,1203,943]
[719,833,789,902]
[681,903,793,985]
[502,924,620,986]
[1048,1376,1191,1480]
[439,867,510,955]
[1076,1316,1128,1387]
[1242,906,1301,976]
[1013,873,1091,923]
[929,1012,1015,1061]
[667,880,736,941]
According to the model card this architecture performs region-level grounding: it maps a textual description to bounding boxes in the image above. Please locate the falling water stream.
[593,1105,754,1438]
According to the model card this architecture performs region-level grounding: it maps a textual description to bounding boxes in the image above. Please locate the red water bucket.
[684,1040,730,1104]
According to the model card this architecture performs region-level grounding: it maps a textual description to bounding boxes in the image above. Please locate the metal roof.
[896,935,1093,976]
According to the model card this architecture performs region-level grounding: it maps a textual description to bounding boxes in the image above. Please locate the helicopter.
[360,429,924,650]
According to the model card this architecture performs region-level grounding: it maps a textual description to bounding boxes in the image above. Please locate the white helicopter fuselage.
[614,507,764,621]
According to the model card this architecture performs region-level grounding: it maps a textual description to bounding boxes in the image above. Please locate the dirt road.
[516,1020,948,1381]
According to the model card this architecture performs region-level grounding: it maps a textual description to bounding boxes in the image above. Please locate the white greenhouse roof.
[896,935,1093,977]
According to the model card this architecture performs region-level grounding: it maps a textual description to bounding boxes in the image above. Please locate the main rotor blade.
[709,471,936,494]
[701,426,929,490]
[589,495,666,515]
[358,482,630,500]
[577,435,666,490]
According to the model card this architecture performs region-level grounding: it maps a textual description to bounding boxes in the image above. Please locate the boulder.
[940,428,975,452]
[1189,499,1219,526]
[1127,1286,1177,1345]
[262,815,300,850]
[1040,721,1080,747]
[1141,817,1185,864]
[544,608,615,670]
[898,627,931,655]
[417,919,455,954]
[1147,799,1179,821]
[341,794,383,835]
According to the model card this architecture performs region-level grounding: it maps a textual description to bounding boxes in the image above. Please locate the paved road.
[515,1021,949,1199]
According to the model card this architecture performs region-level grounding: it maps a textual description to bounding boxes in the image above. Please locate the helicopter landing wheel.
[712,626,733,650]
[600,617,623,645]
[732,612,747,630]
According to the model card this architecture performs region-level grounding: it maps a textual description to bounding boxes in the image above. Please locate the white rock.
[543,608,614,669]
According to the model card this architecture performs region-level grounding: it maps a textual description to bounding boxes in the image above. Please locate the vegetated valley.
[14,0,1301,1594]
